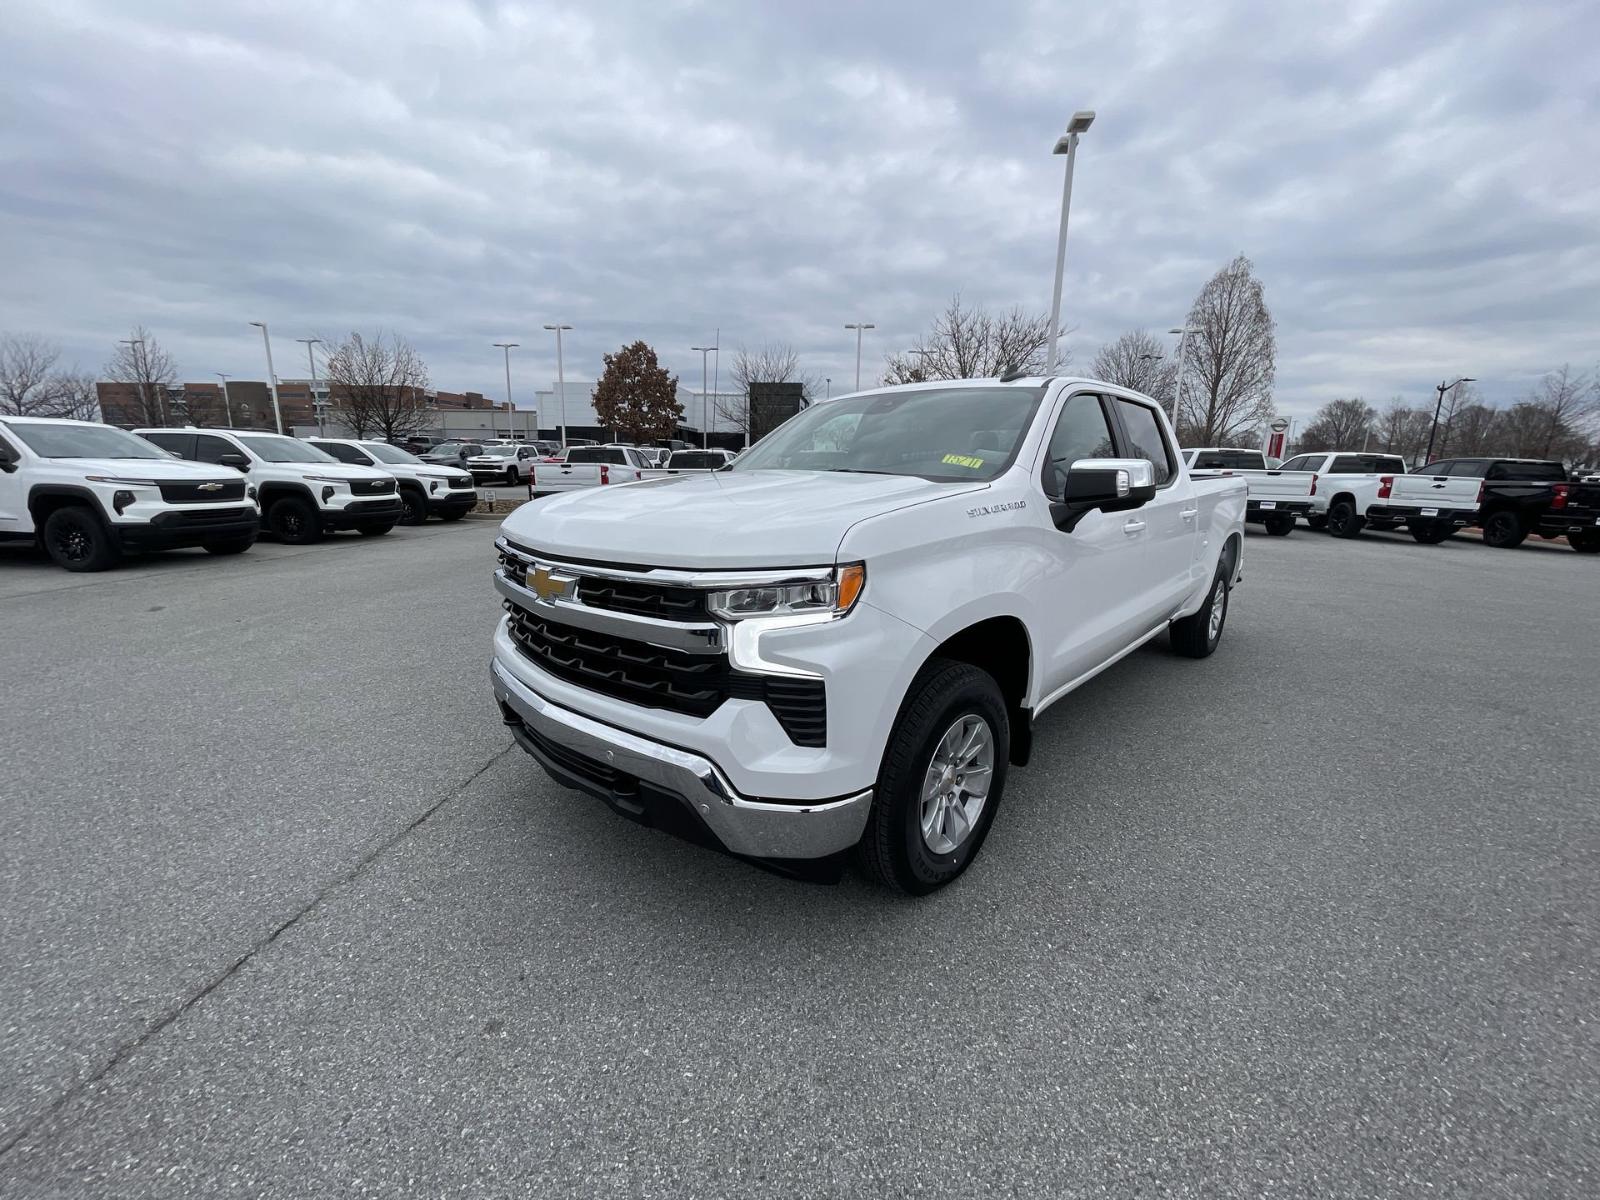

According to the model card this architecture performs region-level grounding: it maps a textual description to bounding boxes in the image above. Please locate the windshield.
[430,442,472,455]
[236,434,338,464]
[476,446,516,457]
[363,443,422,465]
[6,422,169,460]
[729,386,1046,482]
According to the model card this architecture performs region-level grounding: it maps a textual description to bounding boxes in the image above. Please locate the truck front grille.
[577,577,707,620]
[350,478,396,495]
[504,599,826,746]
[159,479,246,504]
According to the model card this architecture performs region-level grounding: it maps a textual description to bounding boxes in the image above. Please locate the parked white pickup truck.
[1299,457,1476,543]
[490,377,1247,893]
[1275,451,1408,533]
[1181,447,1313,535]
[527,444,658,496]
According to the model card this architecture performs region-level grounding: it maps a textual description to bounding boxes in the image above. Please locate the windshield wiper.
[826,468,892,475]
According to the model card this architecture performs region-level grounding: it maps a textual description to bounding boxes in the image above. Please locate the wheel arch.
[28,484,107,530]
[256,481,318,508]
[915,615,1034,767]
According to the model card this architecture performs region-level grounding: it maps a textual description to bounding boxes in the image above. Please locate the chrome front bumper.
[491,658,873,860]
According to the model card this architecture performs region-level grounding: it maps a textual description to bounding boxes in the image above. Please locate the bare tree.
[0,333,63,415]
[882,295,1063,386]
[104,326,179,425]
[1522,365,1595,460]
[323,331,432,442]
[1377,398,1433,463]
[715,341,816,435]
[1090,329,1175,404]
[1179,255,1276,445]
[1295,398,1377,452]
[46,371,101,421]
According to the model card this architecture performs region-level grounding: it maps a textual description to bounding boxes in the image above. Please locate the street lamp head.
[1067,110,1095,134]
[845,323,875,331]
[493,342,519,349]
[543,324,572,332]
[249,321,266,330]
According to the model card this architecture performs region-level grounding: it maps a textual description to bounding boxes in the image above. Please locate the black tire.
[1409,522,1454,545]
[1481,510,1527,549]
[202,535,255,556]
[1327,499,1366,539]
[1263,514,1296,536]
[859,659,1009,896]
[268,496,322,544]
[1568,529,1600,554]
[1169,565,1230,659]
[1305,514,1329,532]
[398,489,428,526]
[438,508,468,522]
[356,522,394,537]
[42,506,121,572]
[505,467,518,486]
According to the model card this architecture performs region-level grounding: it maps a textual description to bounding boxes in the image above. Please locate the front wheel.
[1170,566,1229,658]
[1263,513,1296,536]
[505,467,518,486]
[1410,522,1454,545]
[859,659,1009,895]
[398,490,428,526]
[1327,500,1365,539]
[42,506,121,572]
[269,497,322,544]
[1568,529,1600,554]
[1481,510,1527,549]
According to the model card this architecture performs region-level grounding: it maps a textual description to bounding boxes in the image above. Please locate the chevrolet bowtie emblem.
[527,565,573,602]
[197,482,224,492]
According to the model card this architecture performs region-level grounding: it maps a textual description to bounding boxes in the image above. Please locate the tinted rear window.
[1486,461,1566,482]
[1191,449,1265,470]
[669,451,724,469]
[565,447,624,464]
[1330,455,1406,473]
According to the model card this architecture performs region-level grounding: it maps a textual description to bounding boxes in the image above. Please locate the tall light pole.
[1425,376,1475,463]
[691,343,717,447]
[1045,110,1095,373]
[249,321,284,434]
[493,342,519,439]
[825,377,831,400]
[214,372,234,428]
[845,322,875,391]
[543,324,572,447]
[296,337,323,435]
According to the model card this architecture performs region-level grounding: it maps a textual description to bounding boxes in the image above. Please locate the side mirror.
[0,450,17,473]
[1050,458,1158,532]
[219,453,250,471]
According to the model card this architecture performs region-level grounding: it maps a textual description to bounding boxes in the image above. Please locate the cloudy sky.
[3,0,1598,420]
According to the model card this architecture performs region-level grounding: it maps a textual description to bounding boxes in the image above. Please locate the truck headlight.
[707,563,865,620]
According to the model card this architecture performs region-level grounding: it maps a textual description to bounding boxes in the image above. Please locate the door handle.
[1179,508,1199,521]
[1123,519,1147,535]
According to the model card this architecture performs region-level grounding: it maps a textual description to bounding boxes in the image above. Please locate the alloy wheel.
[919,714,995,855]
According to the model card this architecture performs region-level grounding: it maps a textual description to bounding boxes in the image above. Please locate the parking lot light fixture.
[692,344,717,448]
[214,372,234,428]
[1168,325,1195,427]
[543,325,573,446]
[1045,110,1095,373]
[248,322,284,434]
[845,323,875,391]
[1425,376,1475,463]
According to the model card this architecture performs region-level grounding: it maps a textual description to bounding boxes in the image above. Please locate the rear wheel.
[1568,529,1600,554]
[42,506,121,572]
[1263,513,1296,536]
[859,659,1009,895]
[1409,522,1454,545]
[398,489,428,526]
[268,496,321,544]
[1170,565,1229,659]
[356,522,394,537]
[1327,500,1365,539]
[1481,510,1527,549]
[202,535,255,555]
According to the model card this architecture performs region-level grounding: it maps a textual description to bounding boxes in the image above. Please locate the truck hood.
[282,462,393,483]
[502,469,987,567]
[50,457,245,481]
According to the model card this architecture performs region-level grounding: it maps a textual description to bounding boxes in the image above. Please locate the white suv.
[308,438,478,525]
[0,416,259,571]
[137,428,403,544]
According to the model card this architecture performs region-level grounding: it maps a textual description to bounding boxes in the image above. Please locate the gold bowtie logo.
[527,565,571,601]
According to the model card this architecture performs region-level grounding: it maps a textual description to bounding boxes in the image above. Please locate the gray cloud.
[2,0,1597,420]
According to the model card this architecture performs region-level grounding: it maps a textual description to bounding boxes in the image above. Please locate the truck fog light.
[429,480,439,493]
[113,490,136,514]
[321,485,335,502]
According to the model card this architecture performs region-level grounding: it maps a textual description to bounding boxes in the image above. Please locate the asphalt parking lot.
[2,521,1595,1197]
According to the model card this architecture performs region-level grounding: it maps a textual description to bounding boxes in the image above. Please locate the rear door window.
[1111,398,1176,486]
[1486,461,1565,481]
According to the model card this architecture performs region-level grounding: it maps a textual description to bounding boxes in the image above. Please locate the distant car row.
[1181,446,1600,552]
[0,416,480,572]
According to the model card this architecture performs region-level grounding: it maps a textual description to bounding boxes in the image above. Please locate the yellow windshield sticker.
[941,453,985,470]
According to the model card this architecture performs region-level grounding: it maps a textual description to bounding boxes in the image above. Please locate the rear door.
[1106,394,1198,619]
[0,427,26,535]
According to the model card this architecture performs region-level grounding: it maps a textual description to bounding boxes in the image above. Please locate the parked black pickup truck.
[1417,457,1600,553]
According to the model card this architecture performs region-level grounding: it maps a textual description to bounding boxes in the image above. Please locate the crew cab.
[490,377,1247,894]
[1181,447,1313,535]
[1276,451,1408,532]
[1413,458,1600,552]
[308,437,477,524]
[465,443,539,486]
[666,448,736,472]
[137,428,402,544]
[0,416,259,571]
[527,444,658,497]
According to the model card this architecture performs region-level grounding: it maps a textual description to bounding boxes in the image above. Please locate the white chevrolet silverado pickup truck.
[1180,447,1314,535]
[490,377,1247,893]
[527,444,659,496]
